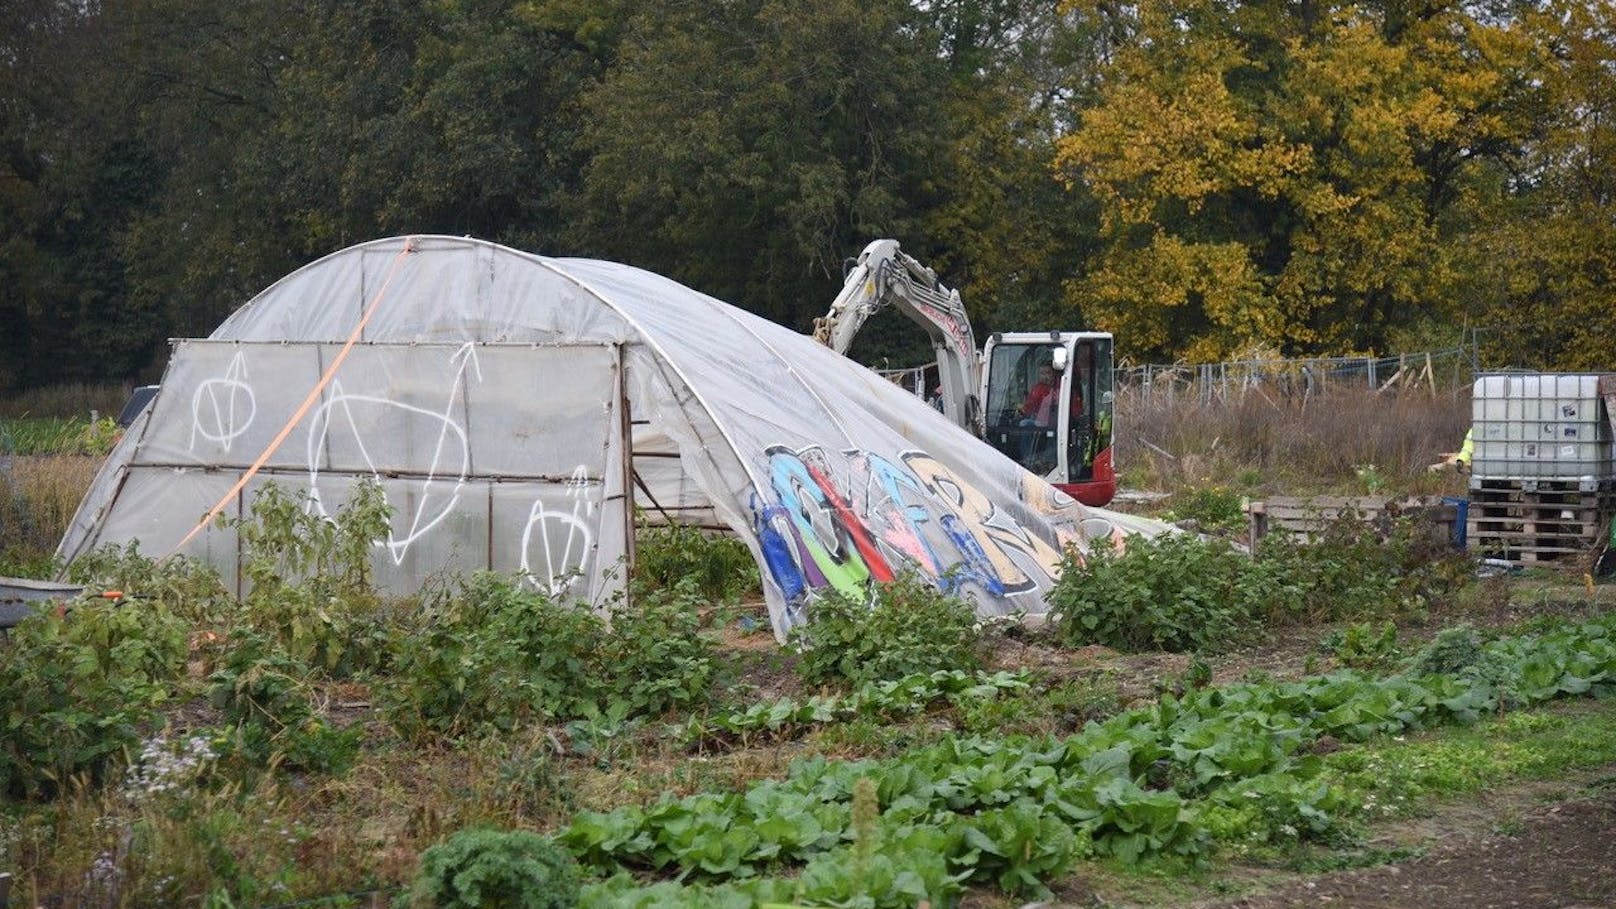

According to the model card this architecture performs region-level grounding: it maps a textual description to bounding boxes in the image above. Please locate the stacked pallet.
[1247,495,1461,552]
[1467,477,1615,566]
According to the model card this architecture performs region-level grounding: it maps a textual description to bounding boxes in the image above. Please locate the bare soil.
[1199,773,1616,909]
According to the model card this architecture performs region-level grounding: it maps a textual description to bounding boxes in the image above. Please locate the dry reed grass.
[1116,384,1471,494]
[0,455,102,572]
[0,382,131,419]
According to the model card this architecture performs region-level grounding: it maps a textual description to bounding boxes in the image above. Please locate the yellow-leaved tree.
[1053,0,1546,362]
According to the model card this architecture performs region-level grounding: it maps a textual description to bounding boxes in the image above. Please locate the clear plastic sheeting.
[64,338,630,604]
[61,235,1168,639]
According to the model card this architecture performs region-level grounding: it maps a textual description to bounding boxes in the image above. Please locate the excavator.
[813,239,1117,507]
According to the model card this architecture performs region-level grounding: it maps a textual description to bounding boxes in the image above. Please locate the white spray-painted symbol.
[190,351,257,452]
[520,464,597,595]
[306,344,482,564]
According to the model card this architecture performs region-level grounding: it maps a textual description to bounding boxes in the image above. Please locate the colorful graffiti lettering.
[756,444,1075,612]
[903,452,1066,583]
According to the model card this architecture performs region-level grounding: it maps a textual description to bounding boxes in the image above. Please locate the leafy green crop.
[679,669,1031,748]
[560,613,1616,906]
[410,828,581,909]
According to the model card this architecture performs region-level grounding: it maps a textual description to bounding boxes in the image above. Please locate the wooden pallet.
[1247,495,1459,551]
[1467,477,1615,566]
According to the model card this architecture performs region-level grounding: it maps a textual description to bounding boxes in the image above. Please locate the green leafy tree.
[566,0,950,330]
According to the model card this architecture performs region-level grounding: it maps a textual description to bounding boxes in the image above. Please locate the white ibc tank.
[1471,374,1613,480]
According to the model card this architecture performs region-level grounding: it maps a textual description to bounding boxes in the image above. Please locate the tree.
[918,1,1108,337]
[1054,0,1545,362]
[0,2,168,387]
[1470,0,1616,370]
[566,0,951,331]
[116,0,615,351]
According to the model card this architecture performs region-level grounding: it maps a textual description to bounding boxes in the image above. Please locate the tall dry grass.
[0,455,102,575]
[1115,384,1471,494]
[0,381,131,419]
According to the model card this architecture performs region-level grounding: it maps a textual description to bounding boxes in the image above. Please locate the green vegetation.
[410,828,582,909]
[6,466,1616,906]
[0,595,190,797]
[1163,485,1247,535]
[0,417,119,576]
[679,669,1031,749]
[559,613,1616,906]
[635,521,759,604]
[1050,514,1467,653]
[0,417,119,457]
[382,574,721,740]
[4,1,1612,394]
[790,574,983,688]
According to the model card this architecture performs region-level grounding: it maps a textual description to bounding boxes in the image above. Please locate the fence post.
[1367,356,1376,389]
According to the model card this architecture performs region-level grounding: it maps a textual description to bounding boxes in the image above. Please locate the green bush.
[0,596,190,797]
[1053,512,1464,654]
[790,574,982,688]
[380,575,608,740]
[1166,485,1247,535]
[633,522,759,603]
[1049,534,1249,653]
[410,827,580,909]
[207,632,361,773]
[68,542,231,625]
[602,579,722,717]
[380,574,720,739]
[230,481,392,675]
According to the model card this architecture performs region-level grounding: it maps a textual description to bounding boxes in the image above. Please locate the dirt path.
[1203,782,1616,909]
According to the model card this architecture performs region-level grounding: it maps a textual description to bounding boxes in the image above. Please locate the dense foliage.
[410,828,581,909]
[381,574,721,739]
[5,465,1616,905]
[0,595,190,797]
[790,574,984,688]
[633,522,759,604]
[3,0,1610,391]
[1050,515,1466,652]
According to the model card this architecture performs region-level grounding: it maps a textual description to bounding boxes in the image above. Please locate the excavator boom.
[813,239,981,433]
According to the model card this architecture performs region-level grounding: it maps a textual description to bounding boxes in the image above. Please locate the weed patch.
[0,596,190,798]
[381,574,720,740]
[634,522,758,603]
[1051,514,1469,653]
[791,574,983,688]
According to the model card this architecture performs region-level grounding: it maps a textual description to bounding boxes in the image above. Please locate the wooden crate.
[1466,477,1615,566]
[1247,495,1459,551]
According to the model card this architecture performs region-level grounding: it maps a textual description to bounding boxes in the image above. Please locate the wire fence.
[875,346,1480,406]
[1117,346,1477,405]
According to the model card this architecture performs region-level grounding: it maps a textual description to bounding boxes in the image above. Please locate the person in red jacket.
[1021,364,1059,426]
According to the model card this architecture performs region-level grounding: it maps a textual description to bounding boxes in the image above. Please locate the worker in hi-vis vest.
[1430,428,1473,473]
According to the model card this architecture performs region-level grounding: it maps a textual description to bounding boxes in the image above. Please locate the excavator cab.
[981,332,1116,506]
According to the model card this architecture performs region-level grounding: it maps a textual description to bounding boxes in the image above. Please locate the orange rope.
[165,238,419,559]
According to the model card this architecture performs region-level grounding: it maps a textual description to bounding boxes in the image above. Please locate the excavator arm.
[812,239,981,433]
